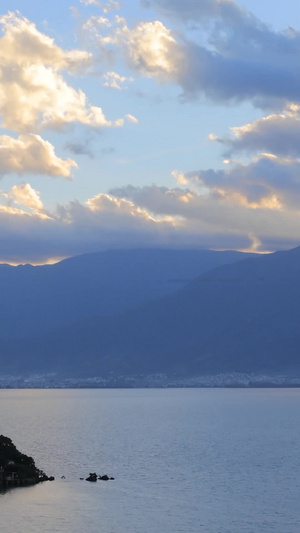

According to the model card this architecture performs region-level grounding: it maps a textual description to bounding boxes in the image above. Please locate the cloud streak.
[103,71,134,89]
[80,0,121,12]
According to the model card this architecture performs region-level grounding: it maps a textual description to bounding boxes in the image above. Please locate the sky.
[1,0,300,264]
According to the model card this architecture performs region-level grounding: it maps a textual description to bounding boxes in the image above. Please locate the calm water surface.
[0,388,300,532]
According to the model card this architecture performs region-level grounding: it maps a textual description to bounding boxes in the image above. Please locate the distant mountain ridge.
[0,248,250,339]
[4,245,300,382]
[2,245,300,381]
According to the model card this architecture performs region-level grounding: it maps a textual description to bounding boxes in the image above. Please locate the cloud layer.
[0,10,133,186]
[1,2,300,262]
[1,172,300,264]
[90,0,300,107]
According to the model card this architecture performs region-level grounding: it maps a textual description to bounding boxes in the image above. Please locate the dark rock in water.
[86,472,97,482]
[85,472,114,482]
[48,476,55,481]
[61,475,65,479]
[39,474,50,482]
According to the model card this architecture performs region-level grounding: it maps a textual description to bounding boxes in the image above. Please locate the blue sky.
[0,0,300,263]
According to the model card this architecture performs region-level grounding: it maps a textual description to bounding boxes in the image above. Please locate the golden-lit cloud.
[92,0,300,107]
[1,4,300,264]
[95,18,184,81]
[211,109,300,158]
[0,12,92,72]
[1,180,300,264]
[0,12,124,132]
[214,188,282,211]
[0,134,77,177]
[177,153,300,211]
[0,201,50,220]
[9,183,44,211]
[86,192,157,222]
[172,170,196,187]
[0,189,179,263]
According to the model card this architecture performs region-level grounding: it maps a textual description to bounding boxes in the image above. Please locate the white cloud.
[85,192,157,222]
[125,114,138,124]
[0,134,77,177]
[1,5,300,263]
[1,179,300,263]
[0,12,124,132]
[0,190,179,263]
[0,12,92,73]
[172,170,194,186]
[80,0,121,13]
[108,146,300,244]
[174,153,300,211]
[103,71,134,89]
[95,18,184,81]
[90,1,300,107]
[9,183,44,211]
[212,108,300,158]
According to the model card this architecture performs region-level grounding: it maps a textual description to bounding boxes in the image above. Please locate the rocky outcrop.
[0,435,50,487]
[86,473,97,482]
[85,472,114,481]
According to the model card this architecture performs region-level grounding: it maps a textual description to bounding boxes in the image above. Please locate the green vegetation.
[0,435,43,481]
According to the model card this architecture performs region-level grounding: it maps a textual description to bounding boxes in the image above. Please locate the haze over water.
[0,388,300,532]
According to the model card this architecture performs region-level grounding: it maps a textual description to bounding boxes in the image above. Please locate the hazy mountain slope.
[3,245,300,379]
[0,249,250,338]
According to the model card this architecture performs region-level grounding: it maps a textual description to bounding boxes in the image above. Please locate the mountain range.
[1,246,300,382]
[0,248,249,338]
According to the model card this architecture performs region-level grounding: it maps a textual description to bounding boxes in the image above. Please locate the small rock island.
[0,435,52,487]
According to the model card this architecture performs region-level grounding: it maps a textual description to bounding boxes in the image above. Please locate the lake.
[0,388,300,532]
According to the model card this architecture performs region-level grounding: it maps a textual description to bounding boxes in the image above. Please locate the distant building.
[5,472,18,481]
